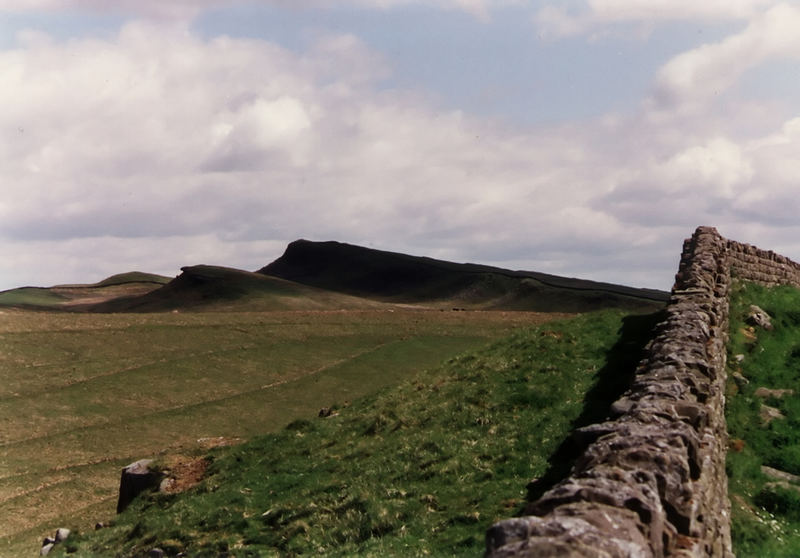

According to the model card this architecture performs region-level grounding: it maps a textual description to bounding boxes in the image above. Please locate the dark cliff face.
[258,239,669,312]
[258,239,452,298]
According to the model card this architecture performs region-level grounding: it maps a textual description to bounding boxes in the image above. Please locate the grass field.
[41,308,659,557]
[726,282,800,556]
[0,308,559,556]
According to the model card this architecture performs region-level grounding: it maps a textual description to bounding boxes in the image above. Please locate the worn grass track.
[0,308,553,555]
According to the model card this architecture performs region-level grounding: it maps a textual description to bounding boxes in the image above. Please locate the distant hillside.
[0,271,171,309]
[258,240,668,312]
[0,287,70,308]
[89,272,171,288]
[2,241,669,313]
[84,265,387,312]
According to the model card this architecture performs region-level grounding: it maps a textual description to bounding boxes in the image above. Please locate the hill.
[259,239,668,312]
[0,272,171,309]
[1,241,668,313]
[83,265,389,312]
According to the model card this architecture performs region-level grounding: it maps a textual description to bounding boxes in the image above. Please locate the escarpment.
[487,226,800,558]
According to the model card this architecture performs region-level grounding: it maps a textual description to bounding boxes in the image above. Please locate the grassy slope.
[0,272,171,309]
[0,309,546,556]
[90,272,172,287]
[57,309,659,557]
[85,266,390,313]
[0,287,69,307]
[726,282,800,556]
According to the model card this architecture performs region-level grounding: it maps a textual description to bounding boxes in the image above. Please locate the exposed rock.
[39,528,70,556]
[754,387,794,399]
[148,548,165,558]
[54,527,71,543]
[731,371,749,386]
[746,305,773,330]
[159,477,176,492]
[117,459,162,513]
[762,466,800,484]
[760,404,785,425]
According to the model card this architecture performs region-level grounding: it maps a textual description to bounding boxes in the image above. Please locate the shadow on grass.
[524,310,665,508]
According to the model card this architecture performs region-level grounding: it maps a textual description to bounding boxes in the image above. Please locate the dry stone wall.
[486,226,800,558]
[727,238,800,288]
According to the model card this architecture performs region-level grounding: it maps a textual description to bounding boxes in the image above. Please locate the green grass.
[54,309,656,557]
[0,287,69,307]
[0,309,550,555]
[91,272,172,287]
[726,282,800,556]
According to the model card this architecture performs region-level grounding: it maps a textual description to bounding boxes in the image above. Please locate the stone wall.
[727,238,800,288]
[486,226,800,557]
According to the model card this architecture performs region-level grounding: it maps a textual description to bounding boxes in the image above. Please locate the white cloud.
[0,0,225,20]
[651,3,800,111]
[5,4,800,294]
[662,137,753,196]
[0,235,288,289]
[1,22,616,288]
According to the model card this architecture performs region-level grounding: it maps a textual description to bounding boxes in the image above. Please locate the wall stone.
[487,226,800,557]
[727,239,800,288]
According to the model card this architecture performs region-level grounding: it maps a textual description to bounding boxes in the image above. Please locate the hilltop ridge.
[258,239,668,312]
[0,240,669,313]
[86,265,386,312]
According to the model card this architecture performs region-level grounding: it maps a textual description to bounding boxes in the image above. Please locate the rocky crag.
[486,226,800,557]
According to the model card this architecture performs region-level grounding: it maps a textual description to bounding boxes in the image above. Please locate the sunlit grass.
[726,282,800,557]
[60,309,654,557]
[0,309,542,556]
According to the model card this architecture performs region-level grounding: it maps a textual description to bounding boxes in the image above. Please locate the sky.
[3,1,800,292]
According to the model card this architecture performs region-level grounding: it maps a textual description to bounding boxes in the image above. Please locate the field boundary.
[487,226,800,557]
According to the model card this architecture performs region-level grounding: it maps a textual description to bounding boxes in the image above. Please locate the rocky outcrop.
[40,528,70,556]
[488,226,800,557]
[117,459,162,513]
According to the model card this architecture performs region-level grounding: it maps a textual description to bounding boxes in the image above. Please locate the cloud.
[0,235,289,289]
[535,0,776,38]
[5,5,800,293]
[650,3,800,111]
[0,0,226,20]
[1,21,621,287]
